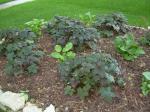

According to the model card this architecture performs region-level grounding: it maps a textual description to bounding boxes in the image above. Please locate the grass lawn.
[0,0,149,29]
[0,0,12,4]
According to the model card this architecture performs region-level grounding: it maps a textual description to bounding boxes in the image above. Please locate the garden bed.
[0,28,149,112]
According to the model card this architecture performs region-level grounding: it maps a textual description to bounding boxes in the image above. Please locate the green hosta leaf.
[141,71,150,96]
[99,87,115,102]
[143,72,150,80]
[66,51,76,59]
[62,42,73,52]
[51,52,64,61]
[64,85,75,96]
[124,54,134,61]
[55,45,62,52]
[141,83,150,96]
[135,48,145,55]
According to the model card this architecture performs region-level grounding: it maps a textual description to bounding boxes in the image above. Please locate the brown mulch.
[0,29,150,112]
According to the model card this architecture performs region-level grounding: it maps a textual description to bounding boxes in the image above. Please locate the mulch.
[0,29,150,112]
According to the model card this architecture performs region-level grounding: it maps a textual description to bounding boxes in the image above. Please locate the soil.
[0,29,150,112]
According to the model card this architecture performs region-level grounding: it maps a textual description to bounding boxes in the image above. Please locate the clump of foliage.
[50,42,76,62]
[139,31,150,46]
[93,13,129,37]
[79,12,96,26]
[114,34,145,61]
[141,71,150,96]
[59,53,123,101]
[25,19,47,37]
[0,29,36,55]
[0,29,44,75]
[47,16,100,51]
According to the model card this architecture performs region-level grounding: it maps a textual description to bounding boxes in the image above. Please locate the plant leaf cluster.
[114,34,145,61]
[0,29,44,75]
[25,19,47,37]
[79,12,96,26]
[141,72,150,96]
[50,42,76,62]
[58,53,122,101]
[139,31,150,46]
[93,13,130,37]
[47,16,100,51]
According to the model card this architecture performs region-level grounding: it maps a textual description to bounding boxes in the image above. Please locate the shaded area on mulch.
[0,29,150,112]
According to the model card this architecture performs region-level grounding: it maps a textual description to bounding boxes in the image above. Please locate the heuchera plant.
[93,13,130,37]
[47,16,100,51]
[59,53,123,101]
[0,29,44,76]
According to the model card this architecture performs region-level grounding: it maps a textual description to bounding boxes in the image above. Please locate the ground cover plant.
[47,16,100,51]
[141,71,150,96]
[59,53,122,101]
[94,13,130,38]
[0,0,150,28]
[0,29,44,75]
[114,34,145,61]
[139,31,150,46]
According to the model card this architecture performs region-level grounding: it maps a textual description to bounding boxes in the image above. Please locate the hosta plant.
[47,16,100,51]
[141,72,150,96]
[25,19,47,37]
[50,42,76,62]
[114,34,145,61]
[79,12,96,26]
[93,13,129,37]
[58,53,123,101]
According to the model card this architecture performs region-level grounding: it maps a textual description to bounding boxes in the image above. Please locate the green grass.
[0,0,149,29]
[0,0,12,4]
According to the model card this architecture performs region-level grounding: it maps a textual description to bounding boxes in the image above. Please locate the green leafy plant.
[139,31,150,46]
[141,71,150,96]
[0,29,44,76]
[93,12,129,37]
[64,85,75,96]
[47,16,100,51]
[0,29,36,55]
[114,34,145,61]
[25,19,47,36]
[50,42,76,62]
[79,12,96,26]
[58,53,123,101]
